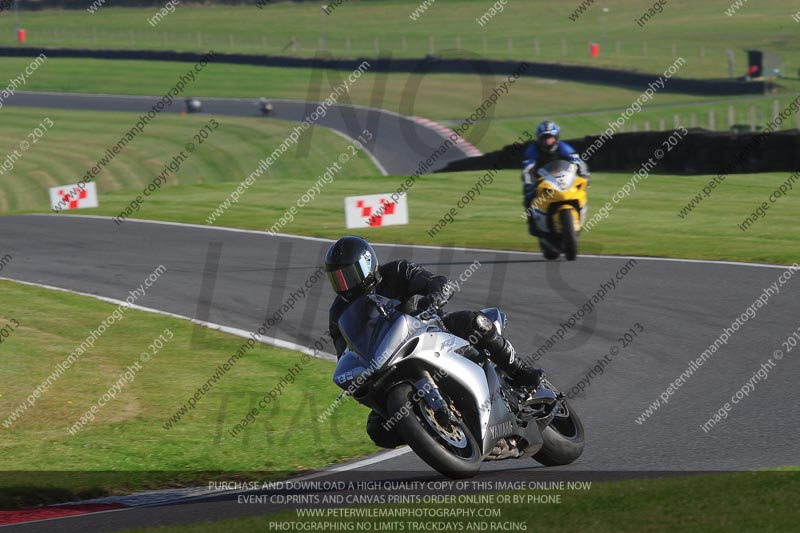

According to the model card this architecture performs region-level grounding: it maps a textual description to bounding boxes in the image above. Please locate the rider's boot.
[482,332,543,389]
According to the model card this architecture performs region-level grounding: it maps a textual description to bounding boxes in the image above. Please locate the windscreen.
[338,294,403,360]
[538,160,577,191]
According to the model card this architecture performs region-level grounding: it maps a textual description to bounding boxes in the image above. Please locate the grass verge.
[30,166,800,266]
[0,280,373,509]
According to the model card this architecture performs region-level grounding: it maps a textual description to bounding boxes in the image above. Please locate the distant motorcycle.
[185,98,203,113]
[529,160,588,261]
[332,294,585,479]
[258,98,274,115]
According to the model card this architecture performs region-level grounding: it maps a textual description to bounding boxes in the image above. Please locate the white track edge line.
[23,214,792,270]
[327,128,388,176]
[0,276,336,362]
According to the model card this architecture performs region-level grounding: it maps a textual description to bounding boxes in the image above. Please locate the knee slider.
[474,312,495,335]
[471,312,498,347]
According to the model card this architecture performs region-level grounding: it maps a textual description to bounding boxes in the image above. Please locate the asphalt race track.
[2,88,798,531]
[1,213,798,531]
[7,91,472,175]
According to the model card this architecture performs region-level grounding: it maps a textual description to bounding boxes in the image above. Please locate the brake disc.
[422,405,467,449]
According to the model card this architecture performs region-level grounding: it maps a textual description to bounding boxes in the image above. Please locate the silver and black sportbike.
[332,293,585,478]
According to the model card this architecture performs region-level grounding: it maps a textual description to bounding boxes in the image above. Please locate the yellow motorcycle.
[528,160,588,261]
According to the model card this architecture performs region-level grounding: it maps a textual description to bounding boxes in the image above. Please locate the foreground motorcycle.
[529,160,588,261]
[333,294,585,479]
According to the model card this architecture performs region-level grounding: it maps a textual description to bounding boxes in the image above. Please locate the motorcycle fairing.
[400,333,544,457]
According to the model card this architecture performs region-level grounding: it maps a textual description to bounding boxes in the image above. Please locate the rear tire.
[532,399,585,466]
[559,209,578,261]
[388,383,482,479]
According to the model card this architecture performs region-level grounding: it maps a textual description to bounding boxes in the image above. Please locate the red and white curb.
[0,504,127,526]
[0,487,213,525]
[413,116,483,157]
[0,448,411,526]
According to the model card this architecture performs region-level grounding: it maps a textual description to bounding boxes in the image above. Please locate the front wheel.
[539,238,560,260]
[532,398,585,466]
[388,383,482,479]
[559,209,578,261]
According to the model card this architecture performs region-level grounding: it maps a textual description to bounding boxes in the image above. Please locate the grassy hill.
[0,106,377,213]
[4,0,800,79]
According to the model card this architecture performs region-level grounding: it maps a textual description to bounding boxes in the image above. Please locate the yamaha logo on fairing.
[489,420,513,439]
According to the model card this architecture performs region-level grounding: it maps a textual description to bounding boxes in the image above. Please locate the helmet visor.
[327,254,373,295]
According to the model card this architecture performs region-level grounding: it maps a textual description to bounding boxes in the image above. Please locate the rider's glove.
[418,284,454,311]
[418,293,445,311]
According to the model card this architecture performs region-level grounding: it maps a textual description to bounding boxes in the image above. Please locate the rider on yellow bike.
[522,121,590,236]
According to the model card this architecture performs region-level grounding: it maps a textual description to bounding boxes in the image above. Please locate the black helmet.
[324,236,381,301]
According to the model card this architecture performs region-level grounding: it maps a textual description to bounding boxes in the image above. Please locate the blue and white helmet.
[536,120,560,153]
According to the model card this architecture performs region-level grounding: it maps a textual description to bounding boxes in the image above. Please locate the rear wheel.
[388,383,482,479]
[559,209,578,261]
[532,398,585,466]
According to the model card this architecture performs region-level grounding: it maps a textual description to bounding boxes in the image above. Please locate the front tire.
[559,209,578,261]
[388,383,482,479]
[532,399,585,466]
[539,238,560,260]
